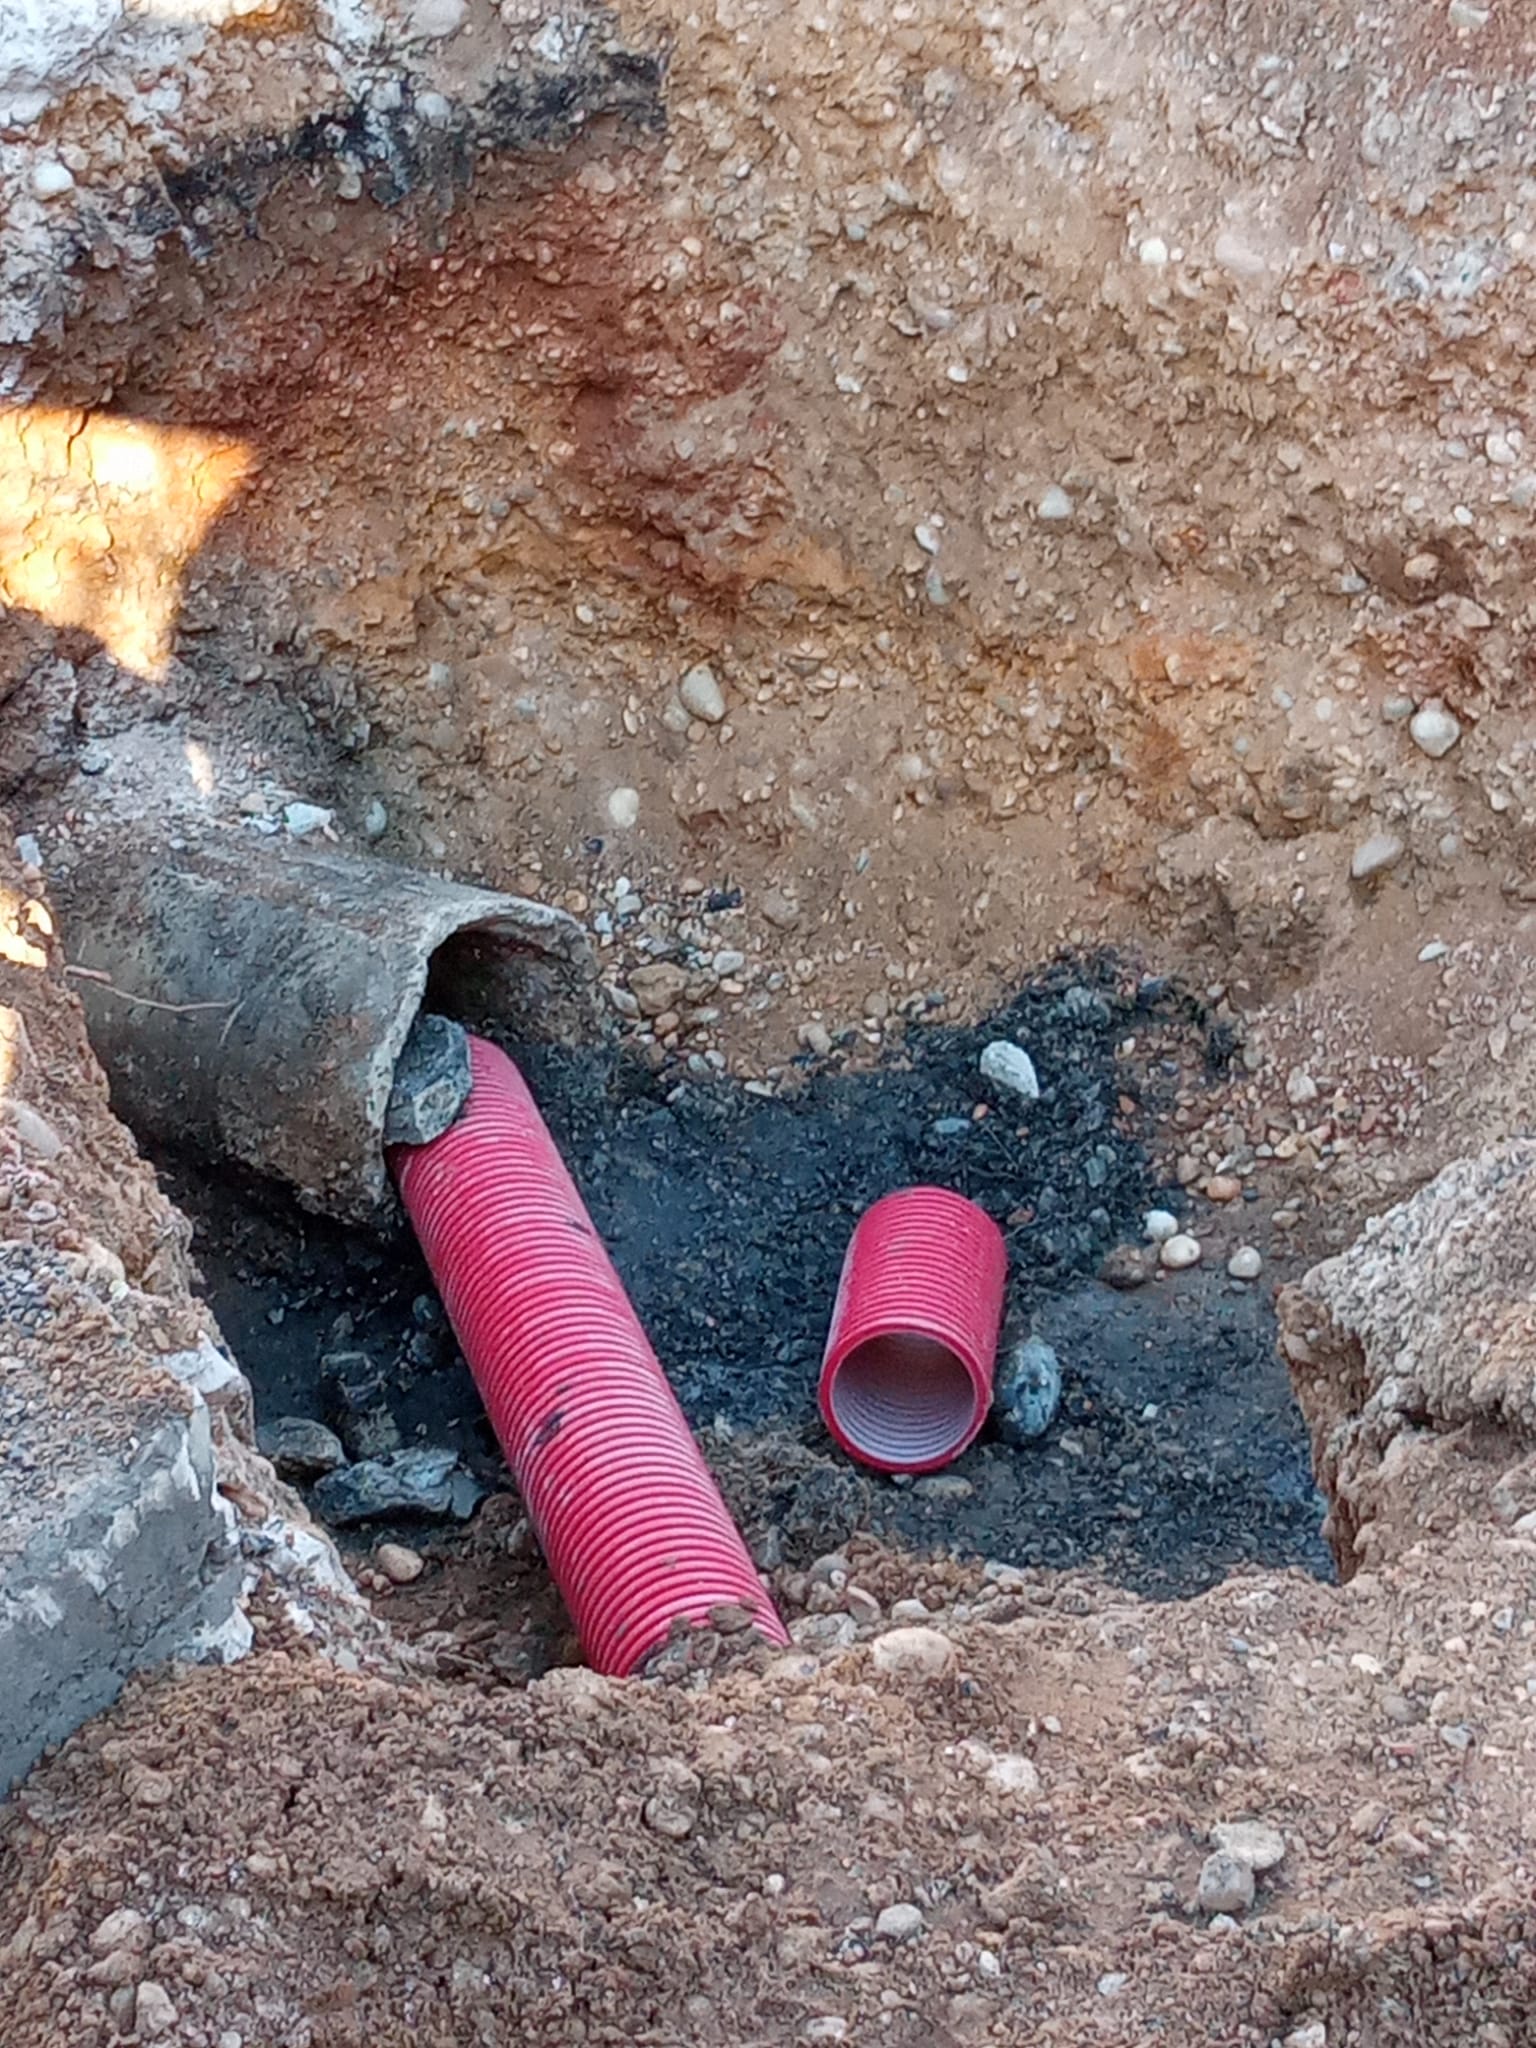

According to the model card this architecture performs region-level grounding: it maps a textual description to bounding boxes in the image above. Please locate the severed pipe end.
[384,1012,473,1149]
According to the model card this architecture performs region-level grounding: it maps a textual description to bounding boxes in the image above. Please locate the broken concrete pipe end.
[389,1031,788,1677]
[61,837,594,1225]
[819,1187,1007,1475]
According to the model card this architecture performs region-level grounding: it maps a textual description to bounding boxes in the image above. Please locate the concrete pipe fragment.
[62,837,594,1223]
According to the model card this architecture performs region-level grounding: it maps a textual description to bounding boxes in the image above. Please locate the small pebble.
[1285,1069,1319,1106]
[363,798,388,839]
[1196,1851,1255,1917]
[1211,1820,1287,1872]
[1138,235,1169,265]
[912,1473,973,1501]
[1143,1209,1180,1243]
[874,1903,925,1942]
[1037,484,1074,522]
[1159,1233,1201,1271]
[1418,940,1449,963]
[134,1984,178,2039]
[1204,1175,1242,1202]
[1227,1246,1263,1281]
[1350,832,1405,880]
[283,802,333,838]
[1098,1972,1129,1998]
[374,1542,425,1585]
[870,1627,957,1679]
[1100,1244,1150,1290]
[1408,701,1461,759]
[679,663,726,724]
[606,787,641,830]
[979,1040,1040,1100]
[32,160,75,199]
[799,1021,833,1057]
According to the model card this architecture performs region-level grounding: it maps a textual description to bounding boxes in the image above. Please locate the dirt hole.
[151,950,1330,1676]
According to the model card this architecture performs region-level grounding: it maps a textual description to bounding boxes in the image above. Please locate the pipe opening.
[826,1334,983,1472]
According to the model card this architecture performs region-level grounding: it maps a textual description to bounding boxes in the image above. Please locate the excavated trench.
[0,24,1345,1676]
[150,951,1329,1663]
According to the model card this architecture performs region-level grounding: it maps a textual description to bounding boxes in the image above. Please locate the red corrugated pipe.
[390,1032,787,1675]
[820,1186,1007,1474]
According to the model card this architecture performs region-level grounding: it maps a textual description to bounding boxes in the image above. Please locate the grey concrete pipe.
[62,837,595,1223]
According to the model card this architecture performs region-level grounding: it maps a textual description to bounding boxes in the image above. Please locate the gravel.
[1158,1233,1201,1270]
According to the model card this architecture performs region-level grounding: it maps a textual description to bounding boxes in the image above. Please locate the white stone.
[1418,941,1449,963]
[1159,1233,1201,1270]
[606,787,640,830]
[1350,832,1405,880]
[870,1626,956,1679]
[31,159,73,198]
[1097,1972,1129,1997]
[712,948,746,975]
[1409,701,1461,759]
[283,802,333,838]
[135,1983,178,2038]
[1285,1069,1319,1107]
[1211,1820,1287,1872]
[406,0,466,35]
[979,1040,1039,1100]
[1486,431,1519,467]
[1037,484,1074,522]
[374,1542,424,1585]
[679,663,726,723]
[1138,236,1169,265]
[1227,1246,1263,1281]
[1284,2024,1327,2048]
[984,1752,1040,1799]
[1143,1209,1180,1243]
[874,1902,925,1942]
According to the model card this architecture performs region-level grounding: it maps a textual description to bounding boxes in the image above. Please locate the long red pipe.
[389,1033,787,1675]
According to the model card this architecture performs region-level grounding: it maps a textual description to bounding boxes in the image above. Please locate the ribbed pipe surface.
[820,1186,1007,1473]
[390,1033,786,1675]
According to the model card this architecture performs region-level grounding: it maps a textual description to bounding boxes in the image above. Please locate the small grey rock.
[1227,1246,1263,1281]
[995,1335,1062,1443]
[1211,1821,1286,1872]
[320,1350,400,1462]
[363,797,389,839]
[912,1473,974,1501]
[1408,701,1461,759]
[385,1012,472,1149]
[1197,1851,1256,1917]
[283,802,334,839]
[979,1040,1040,1101]
[311,1446,483,1526]
[874,1903,925,1942]
[1350,832,1405,881]
[1100,1244,1150,1289]
[256,1415,347,1483]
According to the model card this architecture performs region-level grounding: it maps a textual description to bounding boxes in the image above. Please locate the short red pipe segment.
[819,1186,1007,1474]
[390,1033,787,1676]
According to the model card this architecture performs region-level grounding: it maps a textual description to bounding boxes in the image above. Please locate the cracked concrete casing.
[0,1294,244,1793]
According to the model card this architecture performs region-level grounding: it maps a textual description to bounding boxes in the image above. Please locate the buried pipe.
[389,1028,788,1676]
[61,835,594,1223]
[819,1187,1007,1474]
